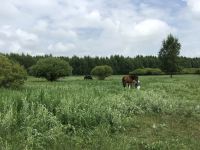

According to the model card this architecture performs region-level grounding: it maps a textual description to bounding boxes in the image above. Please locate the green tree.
[30,57,72,81]
[7,53,37,70]
[158,34,181,78]
[3,53,200,76]
[91,65,113,80]
[70,56,81,75]
[0,55,27,88]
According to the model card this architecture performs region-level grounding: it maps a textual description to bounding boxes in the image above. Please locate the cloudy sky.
[0,0,200,57]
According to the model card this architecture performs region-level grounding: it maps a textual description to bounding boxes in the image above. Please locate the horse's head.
[131,74,140,89]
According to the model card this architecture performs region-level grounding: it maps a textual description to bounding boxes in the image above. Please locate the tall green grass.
[0,75,200,149]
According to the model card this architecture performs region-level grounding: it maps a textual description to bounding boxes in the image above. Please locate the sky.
[0,0,200,57]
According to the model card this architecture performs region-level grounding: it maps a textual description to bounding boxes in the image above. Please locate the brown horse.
[122,75,138,88]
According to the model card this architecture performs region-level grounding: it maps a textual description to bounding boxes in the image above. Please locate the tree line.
[5,53,200,75]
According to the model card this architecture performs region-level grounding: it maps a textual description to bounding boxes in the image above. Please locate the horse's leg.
[123,82,126,88]
[130,81,134,88]
[122,78,126,88]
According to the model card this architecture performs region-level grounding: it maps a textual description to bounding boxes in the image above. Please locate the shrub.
[196,69,200,74]
[181,68,200,74]
[91,65,113,80]
[130,68,164,75]
[29,57,72,81]
[0,55,27,88]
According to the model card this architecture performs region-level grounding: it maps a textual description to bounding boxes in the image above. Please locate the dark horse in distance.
[84,75,93,80]
[122,74,139,88]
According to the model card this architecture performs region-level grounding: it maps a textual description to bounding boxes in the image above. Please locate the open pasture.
[0,75,200,150]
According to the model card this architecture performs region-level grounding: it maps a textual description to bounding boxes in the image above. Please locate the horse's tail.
[122,77,126,87]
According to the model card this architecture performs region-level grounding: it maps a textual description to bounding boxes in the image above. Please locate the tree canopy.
[3,53,200,76]
[0,55,27,88]
[91,65,113,80]
[30,57,72,81]
[159,34,181,77]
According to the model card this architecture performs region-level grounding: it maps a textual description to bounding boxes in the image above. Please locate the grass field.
[0,75,200,150]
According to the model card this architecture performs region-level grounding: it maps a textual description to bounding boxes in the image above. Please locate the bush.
[91,65,113,80]
[29,57,72,81]
[130,68,164,75]
[0,55,27,88]
[196,69,200,74]
[181,68,200,74]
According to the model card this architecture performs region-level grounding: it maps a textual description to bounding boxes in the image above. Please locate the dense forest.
[4,53,200,75]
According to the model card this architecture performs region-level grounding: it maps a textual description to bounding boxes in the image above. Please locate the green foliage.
[130,68,164,75]
[181,68,200,74]
[30,57,72,81]
[3,53,200,75]
[196,69,200,74]
[7,53,37,70]
[0,55,27,88]
[159,34,181,77]
[91,65,113,80]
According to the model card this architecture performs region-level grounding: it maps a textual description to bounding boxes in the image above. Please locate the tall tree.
[159,34,181,78]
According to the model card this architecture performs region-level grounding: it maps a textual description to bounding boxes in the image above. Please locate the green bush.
[91,65,113,80]
[181,68,200,74]
[196,69,200,74]
[0,55,27,88]
[130,68,164,75]
[29,57,72,81]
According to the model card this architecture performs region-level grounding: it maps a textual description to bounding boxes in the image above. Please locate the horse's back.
[122,75,132,83]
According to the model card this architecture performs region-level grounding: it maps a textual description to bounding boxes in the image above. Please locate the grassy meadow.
[0,75,200,150]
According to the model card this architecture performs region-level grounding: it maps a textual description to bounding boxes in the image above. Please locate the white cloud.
[33,20,49,32]
[186,0,200,14]
[16,29,38,42]
[0,40,4,46]
[132,19,173,37]
[0,1,20,19]
[9,42,21,53]
[0,26,39,53]
[50,29,77,39]
[48,42,76,55]
[0,25,12,37]
[0,0,199,57]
